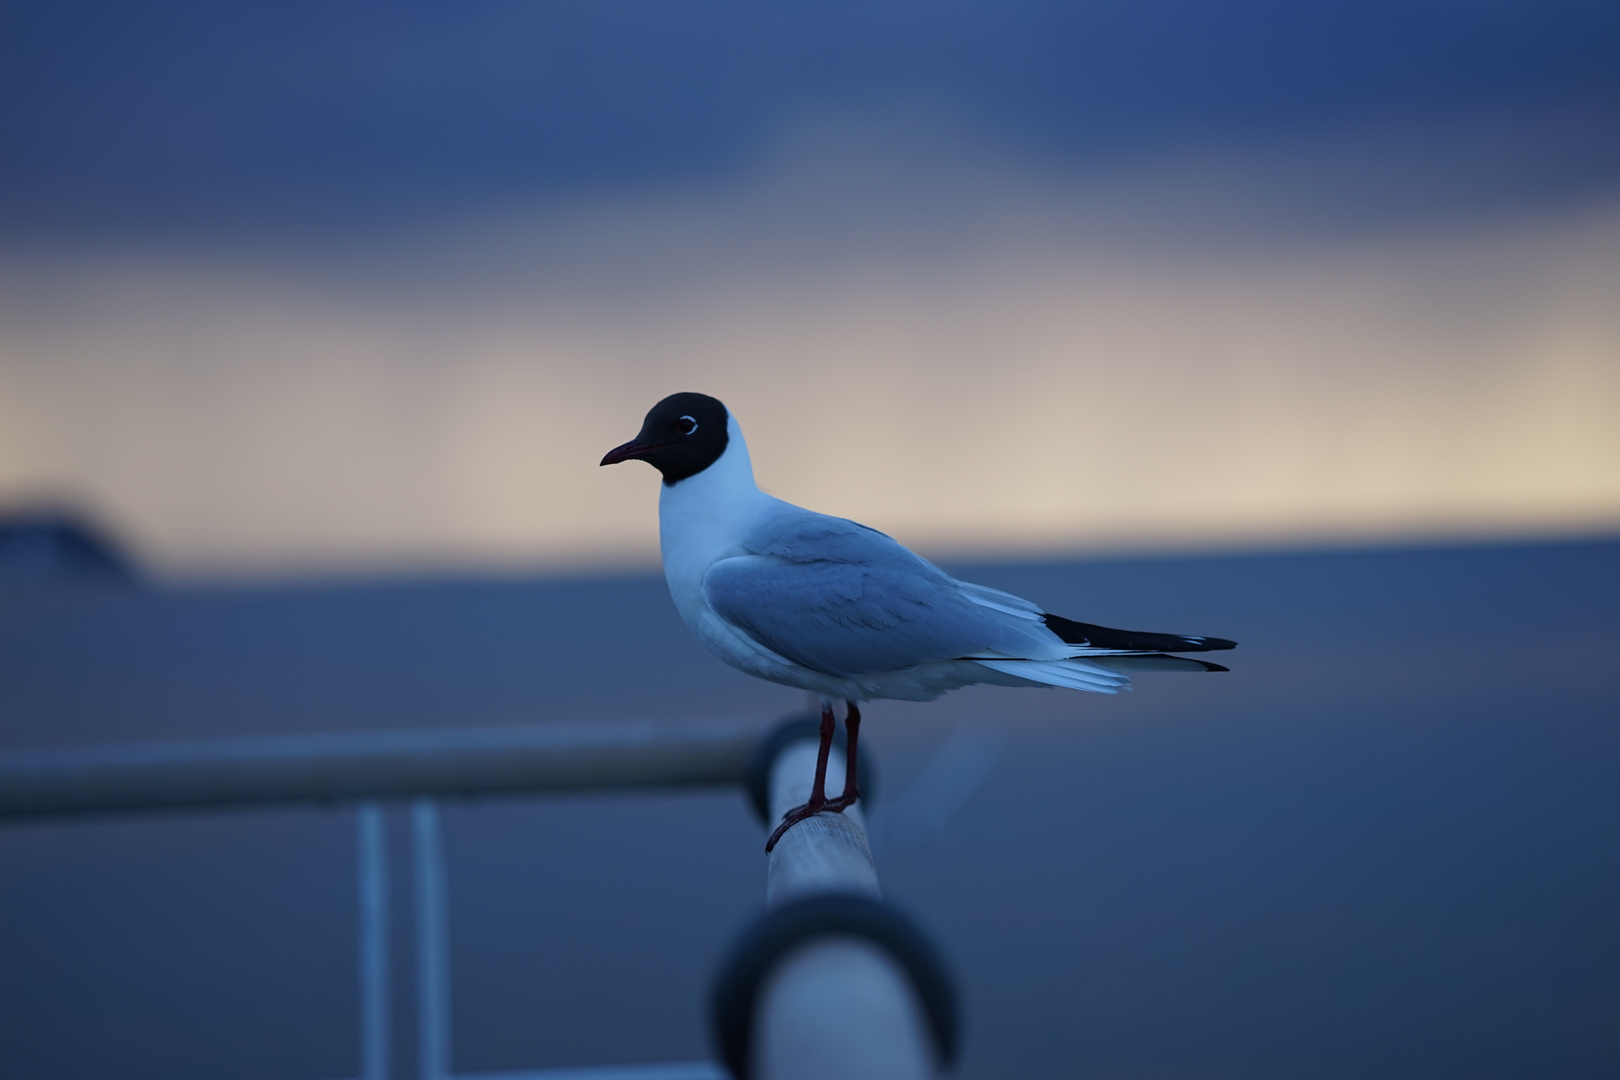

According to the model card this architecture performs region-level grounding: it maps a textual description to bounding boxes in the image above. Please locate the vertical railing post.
[413,800,451,1080]
[357,801,391,1080]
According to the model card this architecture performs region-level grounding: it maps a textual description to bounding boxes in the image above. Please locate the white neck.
[658,414,775,568]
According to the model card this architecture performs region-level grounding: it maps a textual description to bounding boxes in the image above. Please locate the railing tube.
[711,718,958,1080]
[0,721,760,821]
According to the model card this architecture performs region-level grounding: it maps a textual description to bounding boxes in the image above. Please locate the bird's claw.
[764,789,859,852]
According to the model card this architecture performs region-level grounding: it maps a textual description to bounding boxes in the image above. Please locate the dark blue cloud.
[3,0,1618,238]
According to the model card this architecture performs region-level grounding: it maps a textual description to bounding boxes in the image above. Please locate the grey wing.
[703,553,998,677]
[743,507,953,578]
[705,507,1011,677]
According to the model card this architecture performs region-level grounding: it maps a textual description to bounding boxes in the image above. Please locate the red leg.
[823,701,861,811]
[765,702,837,851]
[764,700,863,852]
[808,701,834,804]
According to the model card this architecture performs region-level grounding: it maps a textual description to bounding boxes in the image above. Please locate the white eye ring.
[677,415,698,435]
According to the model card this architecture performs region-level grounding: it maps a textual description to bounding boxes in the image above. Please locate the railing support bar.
[414,800,452,1080]
[358,802,391,1080]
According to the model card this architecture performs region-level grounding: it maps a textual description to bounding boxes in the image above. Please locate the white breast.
[656,417,793,678]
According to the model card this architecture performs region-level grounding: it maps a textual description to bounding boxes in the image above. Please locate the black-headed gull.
[602,392,1235,849]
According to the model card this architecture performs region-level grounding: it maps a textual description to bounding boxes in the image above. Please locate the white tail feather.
[956,581,1045,621]
[973,657,1131,694]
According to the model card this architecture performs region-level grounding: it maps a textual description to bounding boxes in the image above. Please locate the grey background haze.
[3,2,1619,1076]
[4,0,1619,571]
[4,0,1619,240]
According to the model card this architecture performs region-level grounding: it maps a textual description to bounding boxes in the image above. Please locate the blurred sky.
[2,0,1619,575]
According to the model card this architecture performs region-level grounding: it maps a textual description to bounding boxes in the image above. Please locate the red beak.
[600,440,664,466]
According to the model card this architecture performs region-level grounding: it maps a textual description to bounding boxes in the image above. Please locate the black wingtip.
[1195,659,1231,672]
[1043,614,1237,654]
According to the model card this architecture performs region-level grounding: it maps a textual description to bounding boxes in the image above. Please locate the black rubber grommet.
[709,894,960,1079]
[746,714,877,827]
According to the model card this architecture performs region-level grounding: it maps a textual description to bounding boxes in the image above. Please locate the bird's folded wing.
[703,554,998,678]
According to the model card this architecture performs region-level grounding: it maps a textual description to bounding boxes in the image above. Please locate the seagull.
[602,392,1235,850]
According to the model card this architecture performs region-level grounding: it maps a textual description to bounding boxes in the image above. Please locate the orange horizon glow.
[3,133,1617,578]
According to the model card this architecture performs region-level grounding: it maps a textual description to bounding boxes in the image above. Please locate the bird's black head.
[599,392,731,485]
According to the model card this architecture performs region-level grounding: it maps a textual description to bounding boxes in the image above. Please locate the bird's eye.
[676,416,698,435]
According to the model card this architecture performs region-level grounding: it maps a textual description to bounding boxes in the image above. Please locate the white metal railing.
[757,738,932,1079]
[359,803,391,1080]
[1,717,987,1080]
[332,798,723,1080]
[406,799,723,1080]
[0,721,759,820]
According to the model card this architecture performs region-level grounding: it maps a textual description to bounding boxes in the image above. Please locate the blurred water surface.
[1,538,1615,1078]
